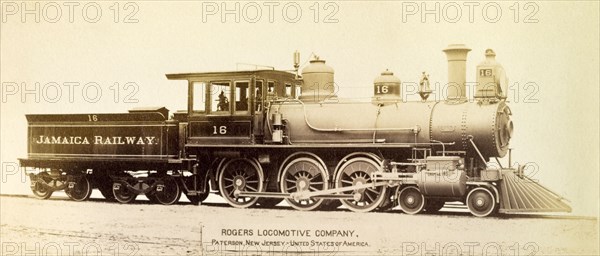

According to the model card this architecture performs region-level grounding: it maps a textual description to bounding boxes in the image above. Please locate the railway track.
[1,194,597,255]
[0,193,593,221]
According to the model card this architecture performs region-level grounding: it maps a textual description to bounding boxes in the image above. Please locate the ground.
[0,193,597,256]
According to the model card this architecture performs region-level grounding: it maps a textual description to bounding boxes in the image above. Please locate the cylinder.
[443,44,471,100]
[416,169,467,197]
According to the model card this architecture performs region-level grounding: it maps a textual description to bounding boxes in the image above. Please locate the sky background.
[1,1,598,216]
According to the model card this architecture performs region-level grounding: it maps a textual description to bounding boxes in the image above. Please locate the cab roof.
[165,69,296,81]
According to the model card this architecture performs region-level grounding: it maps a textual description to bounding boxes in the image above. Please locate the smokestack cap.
[443,44,472,61]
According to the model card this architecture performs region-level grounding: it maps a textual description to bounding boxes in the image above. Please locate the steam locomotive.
[19,44,571,217]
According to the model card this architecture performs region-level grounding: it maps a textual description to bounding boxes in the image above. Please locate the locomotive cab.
[166,70,299,147]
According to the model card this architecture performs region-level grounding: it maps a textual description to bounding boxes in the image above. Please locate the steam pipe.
[430,140,445,156]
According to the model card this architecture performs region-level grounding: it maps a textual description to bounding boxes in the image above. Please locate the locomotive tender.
[19,44,571,217]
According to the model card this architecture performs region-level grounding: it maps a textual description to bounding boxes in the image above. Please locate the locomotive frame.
[19,45,571,217]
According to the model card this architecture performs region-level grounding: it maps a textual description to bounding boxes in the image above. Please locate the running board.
[499,170,571,213]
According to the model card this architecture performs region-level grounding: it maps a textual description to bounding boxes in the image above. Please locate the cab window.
[193,82,206,113]
[234,81,250,114]
[285,83,292,97]
[266,81,277,102]
[267,81,276,96]
[211,82,230,113]
[295,84,301,99]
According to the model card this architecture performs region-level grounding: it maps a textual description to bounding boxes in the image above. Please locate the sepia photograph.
[1,1,598,255]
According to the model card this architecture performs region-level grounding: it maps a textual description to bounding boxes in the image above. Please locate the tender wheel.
[30,173,53,199]
[335,157,387,212]
[112,180,137,204]
[424,200,445,213]
[65,176,92,201]
[154,176,181,205]
[398,186,425,214]
[218,158,264,208]
[466,187,497,217]
[281,157,328,211]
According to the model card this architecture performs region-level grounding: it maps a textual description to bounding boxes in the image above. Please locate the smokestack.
[443,44,471,100]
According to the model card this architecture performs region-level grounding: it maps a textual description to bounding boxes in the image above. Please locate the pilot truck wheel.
[398,186,425,214]
[466,187,497,217]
